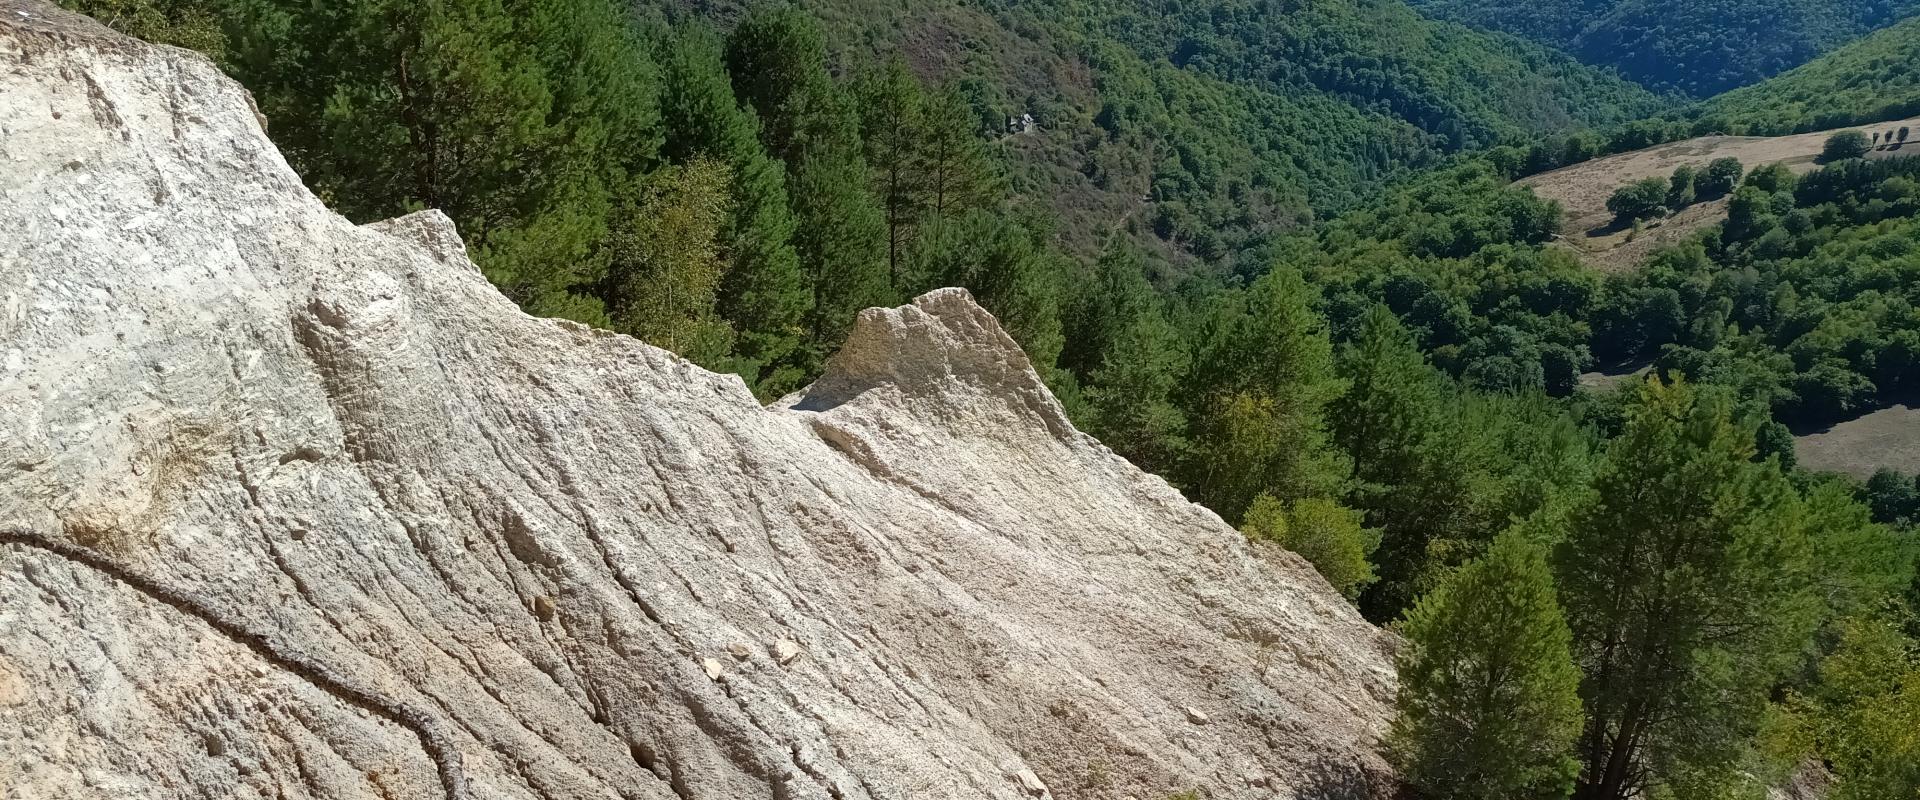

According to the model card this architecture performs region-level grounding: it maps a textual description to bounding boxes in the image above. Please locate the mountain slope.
[0,4,1399,798]
[1409,0,1920,97]
[652,0,1664,269]
[1704,15,1920,133]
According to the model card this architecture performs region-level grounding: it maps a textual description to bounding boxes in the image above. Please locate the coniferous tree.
[659,25,810,389]
[220,0,658,319]
[789,87,893,353]
[918,86,1000,218]
[1390,532,1583,800]
[1074,247,1188,473]
[1555,378,1818,800]
[1331,305,1475,620]
[905,211,1065,373]
[1184,268,1347,522]
[854,59,930,292]
[724,5,830,162]
[724,7,890,360]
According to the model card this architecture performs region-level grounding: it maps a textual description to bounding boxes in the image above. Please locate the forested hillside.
[54,0,1920,798]
[651,0,1664,270]
[1409,0,1920,97]
[1706,15,1920,133]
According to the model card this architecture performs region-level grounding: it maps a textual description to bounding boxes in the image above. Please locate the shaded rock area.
[0,3,1397,798]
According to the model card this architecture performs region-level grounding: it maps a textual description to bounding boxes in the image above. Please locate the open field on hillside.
[1518,115,1920,271]
[1795,403,1920,478]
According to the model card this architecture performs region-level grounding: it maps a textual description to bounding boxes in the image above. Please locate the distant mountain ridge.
[1407,0,1920,97]
[1703,14,1920,133]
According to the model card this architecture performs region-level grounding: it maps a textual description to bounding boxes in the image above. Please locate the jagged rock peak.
[0,3,1399,799]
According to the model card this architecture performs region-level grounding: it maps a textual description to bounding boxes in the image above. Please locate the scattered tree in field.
[1821,130,1872,162]
[1554,378,1816,800]
[1665,164,1695,210]
[1901,126,1911,142]
[1242,494,1377,598]
[1862,468,1920,524]
[1390,532,1583,800]
[1606,177,1668,222]
[1696,157,1743,198]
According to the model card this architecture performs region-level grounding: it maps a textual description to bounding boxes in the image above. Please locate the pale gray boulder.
[0,3,1398,798]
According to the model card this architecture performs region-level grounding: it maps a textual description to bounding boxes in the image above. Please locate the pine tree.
[789,86,893,356]
[659,24,810,389]
[1330,305,1474,620]
[724,6,830,162]
[1083,303,1189,474]
[854,59,929,292]
[918,85,999,219]
[1073,247,1188,473]
[904,211,1065,374]
[1390,532,1583,800]
[1184,268,1347,522]
[1555,377,1818,800]
[219,0,657,320]
[1060,245,1156,377]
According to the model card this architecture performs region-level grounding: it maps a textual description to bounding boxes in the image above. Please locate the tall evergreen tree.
[1555,378,1818,800]
[789,87,893,354]
[1184,268,1347,522]
[854,59,929,292]
[659,25,811,389]
[723,7,891,361]
[918,86,1000,218]
[220,0,658,319]
[723,5,830,162]
[905,211,1065,374]
[1390,532,1584,800]
[1330,305,1469,618]
[1074,247,1188,473]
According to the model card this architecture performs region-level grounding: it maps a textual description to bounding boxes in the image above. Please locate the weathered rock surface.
[0,4,1398,798]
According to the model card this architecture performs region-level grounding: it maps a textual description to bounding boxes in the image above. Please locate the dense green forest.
[651,0,1665,272]
[1705,15,1920,133]
[1408,0,1920,98]
[63,0,1920,798]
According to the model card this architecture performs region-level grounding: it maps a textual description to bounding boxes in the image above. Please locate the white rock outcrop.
[0,4,1397,798]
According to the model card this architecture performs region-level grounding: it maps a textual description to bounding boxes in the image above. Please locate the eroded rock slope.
[0,4,1397,798]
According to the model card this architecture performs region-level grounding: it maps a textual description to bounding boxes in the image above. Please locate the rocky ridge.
[0,3,1397,798]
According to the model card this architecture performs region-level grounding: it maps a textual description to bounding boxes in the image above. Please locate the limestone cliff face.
[0,4,1398,798]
